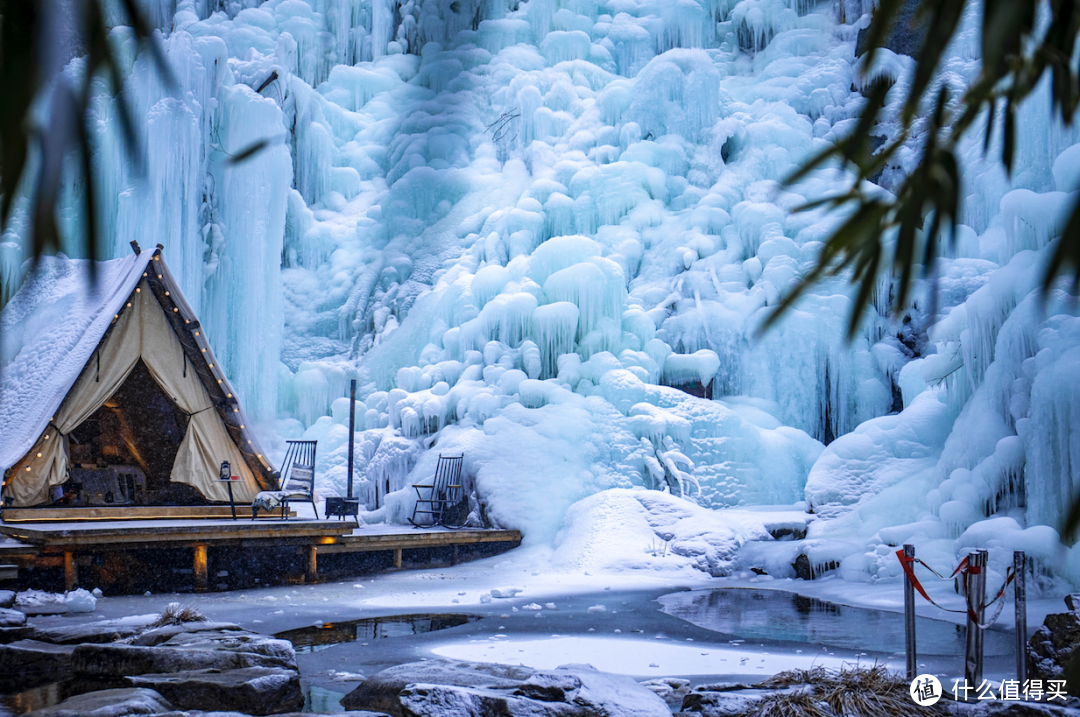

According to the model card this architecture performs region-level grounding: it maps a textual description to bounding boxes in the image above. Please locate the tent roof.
[0,248,273,483]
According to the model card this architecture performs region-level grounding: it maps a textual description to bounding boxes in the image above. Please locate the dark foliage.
[0,0,173,263]
[764,0,1080,341]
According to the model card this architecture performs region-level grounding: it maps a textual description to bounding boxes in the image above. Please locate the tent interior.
[60,359,206,507]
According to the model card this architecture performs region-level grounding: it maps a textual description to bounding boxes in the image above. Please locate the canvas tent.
[0,245,276,508]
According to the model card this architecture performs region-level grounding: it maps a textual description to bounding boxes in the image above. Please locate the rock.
[640,677,691,705]
[156,713,389,717]
[125,666,303,716]
[398,664,671,717]
[131,622,246,647]
[855,0,925,57]
[0,589,15,608]
[1028,594,1080,686]
[26,687,172,716]
[0,639,76,690]
[692,683,753,693]
[680,690,761,716]
[0,625,36,643]
[36,621,143,645]
[155,629,297,670]
[1065,593,1080,612]
[72,641,292,679]
[0,606,27,627]
[400,684,582,717]
[341,658,533,715]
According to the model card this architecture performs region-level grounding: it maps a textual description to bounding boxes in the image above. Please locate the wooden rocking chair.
[409,454,467,528]
[252,440,319,520]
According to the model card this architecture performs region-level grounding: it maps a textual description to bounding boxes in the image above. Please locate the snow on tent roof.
[0,252,155,471]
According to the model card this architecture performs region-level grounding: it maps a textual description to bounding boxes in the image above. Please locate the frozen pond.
[658,588,1015,657]
[1,577,1025,714]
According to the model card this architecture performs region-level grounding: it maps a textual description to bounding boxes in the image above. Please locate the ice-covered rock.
[0,607,27,627]
[399,664,670,717]
[341,659,532,714]
[1028,593,1080,683]
[25,687,173,716]
[125,666,303,715]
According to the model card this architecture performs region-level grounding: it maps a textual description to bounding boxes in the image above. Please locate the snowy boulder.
[124,666,304,715]
[72,640,294,679]
[0,607,27,627]
[25,687,173,716]
[341,659,532,714]
[0,590,14,608]
[36,618,147,645]
[679,688,760,715]
[131,622,247,647]
[399,664,670,717]
[1027,593,1080,684]
[639,677,691,705]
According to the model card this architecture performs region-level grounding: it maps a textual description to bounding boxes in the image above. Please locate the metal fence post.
[1014,550,1027,686]
[904,543,917,681]
[964,549,987,691]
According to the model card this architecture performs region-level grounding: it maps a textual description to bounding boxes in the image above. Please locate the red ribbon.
[894,549,1014,626]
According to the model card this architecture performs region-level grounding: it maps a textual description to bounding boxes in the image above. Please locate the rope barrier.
[894,548,1015,628]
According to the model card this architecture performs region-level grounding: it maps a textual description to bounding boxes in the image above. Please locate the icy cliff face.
[4,0,1079,580]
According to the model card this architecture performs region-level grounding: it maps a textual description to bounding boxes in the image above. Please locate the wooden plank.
[0,520,357,548]
[2,506,292,522]
[316,529,522,554]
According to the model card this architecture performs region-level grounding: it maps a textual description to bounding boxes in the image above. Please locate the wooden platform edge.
[317,529,522,554]
[1,506,293,522]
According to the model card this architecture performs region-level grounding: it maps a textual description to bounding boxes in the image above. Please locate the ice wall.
[3,0,1077,582]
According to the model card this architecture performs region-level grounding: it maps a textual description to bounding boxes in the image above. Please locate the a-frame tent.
[0,244,276,508]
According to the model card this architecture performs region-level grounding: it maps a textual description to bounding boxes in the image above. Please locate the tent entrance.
[62,359,204,506]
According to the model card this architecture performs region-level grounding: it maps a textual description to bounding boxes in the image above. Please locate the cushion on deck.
[252,490,310,513]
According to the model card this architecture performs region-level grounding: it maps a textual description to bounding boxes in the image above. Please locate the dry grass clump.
[745,664,939,717]
[745,691,833,717]
[151,602,209,627]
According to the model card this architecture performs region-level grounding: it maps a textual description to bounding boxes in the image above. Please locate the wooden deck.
[0,518,522,592]
[1,505,294,522]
